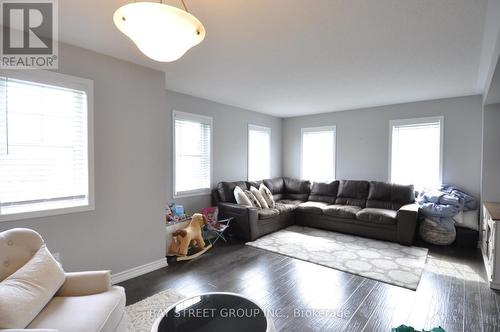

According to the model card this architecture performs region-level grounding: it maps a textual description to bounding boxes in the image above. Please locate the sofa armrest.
[218,202,258,241]
[55,271,111,297]
[396,203,419,245]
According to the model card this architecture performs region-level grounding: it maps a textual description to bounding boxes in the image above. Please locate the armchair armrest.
[55,271,111,297]
[396,203,420,245]
[218,202,258,241]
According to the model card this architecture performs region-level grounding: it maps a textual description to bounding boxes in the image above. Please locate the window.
[248,124,271,181]
[173,111,212,197]
[0,71,93,221]
[389,116,443,188]
[301,126,336,183]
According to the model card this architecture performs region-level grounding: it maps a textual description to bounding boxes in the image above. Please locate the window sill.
[173,189,211,199]
[0,200,94,223]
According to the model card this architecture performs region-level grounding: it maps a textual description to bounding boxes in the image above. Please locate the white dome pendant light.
[113,0,205,62]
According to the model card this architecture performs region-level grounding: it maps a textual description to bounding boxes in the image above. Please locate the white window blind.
[390,117,443,189]
[173,111,212,196]
[301,126,336,183]
[0,75,91,218]
[248,125,271,181]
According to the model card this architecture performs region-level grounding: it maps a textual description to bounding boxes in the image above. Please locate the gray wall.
[482,103,500,202]
[0,43,169,274]
[165,90,282,213]
[283,95,483,197]
[0,45,283,275]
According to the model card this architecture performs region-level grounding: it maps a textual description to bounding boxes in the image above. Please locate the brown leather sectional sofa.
[212,177,419,245]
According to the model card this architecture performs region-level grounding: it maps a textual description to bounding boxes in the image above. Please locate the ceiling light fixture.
[113,0,205,62]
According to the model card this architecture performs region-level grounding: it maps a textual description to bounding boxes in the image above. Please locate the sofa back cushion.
[263,177,285,201]
[335,180,369,207]
[283,177,311,201]
[246,180,263,190]
[309,181,339,204]
[366,181,415,210]
[217,181,248,203]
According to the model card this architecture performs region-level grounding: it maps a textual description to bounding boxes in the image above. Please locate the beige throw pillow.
[234,186,252,207]
[259,183,275,208]
[0,244,66,329]
[244,190,262,209]
[250,186,269,208]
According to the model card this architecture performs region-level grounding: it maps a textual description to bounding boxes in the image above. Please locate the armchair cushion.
[55,271,111,297]
[0,245,65,329]
[27,286,126,332]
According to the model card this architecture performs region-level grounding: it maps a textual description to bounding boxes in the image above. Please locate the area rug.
[246,226,428,290]
[126,289,185,332]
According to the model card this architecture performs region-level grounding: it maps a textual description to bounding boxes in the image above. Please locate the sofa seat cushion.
[277,199,303,206]
[258,208,280,220]
[28,286,126,332]
[296,201,328,215]
[274,202,298,214]
[323,205,361,219]
[356,208,397,225]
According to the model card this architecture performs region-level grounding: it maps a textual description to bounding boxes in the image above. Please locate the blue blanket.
[417,185,478,221]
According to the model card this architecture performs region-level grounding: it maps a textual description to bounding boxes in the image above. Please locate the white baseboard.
[111,258,168,284]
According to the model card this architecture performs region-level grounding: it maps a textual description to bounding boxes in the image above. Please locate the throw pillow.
[0,244,66,329]
[250,186,269,208]
[245,190,262,209]
[259,183,275,208]
[234,186,252,207]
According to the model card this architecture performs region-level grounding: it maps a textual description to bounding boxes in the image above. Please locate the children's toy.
[201,206,233,244]
[201,206,218,223]
[166,203,187,224]
[168,213,208,256]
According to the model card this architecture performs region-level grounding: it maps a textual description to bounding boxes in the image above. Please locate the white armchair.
[0,228,127,332]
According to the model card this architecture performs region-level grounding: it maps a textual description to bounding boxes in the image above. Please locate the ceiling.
[58,0,489,117]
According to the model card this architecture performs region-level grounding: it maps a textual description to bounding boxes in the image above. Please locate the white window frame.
[172,110,213,198]
[0,69,95,222]
[388,116,444,185]
[300,125,337,182]
[247,124,271,181]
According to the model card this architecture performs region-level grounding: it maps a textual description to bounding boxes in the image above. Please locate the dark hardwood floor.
[120,239,500,332]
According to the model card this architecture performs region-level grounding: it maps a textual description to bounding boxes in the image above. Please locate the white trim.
[172,110,213,198]
[0,69,95,222]
[111,258,168,284]
[388,116,444,185]
[247,124,272,181]
[300,125,337,181]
